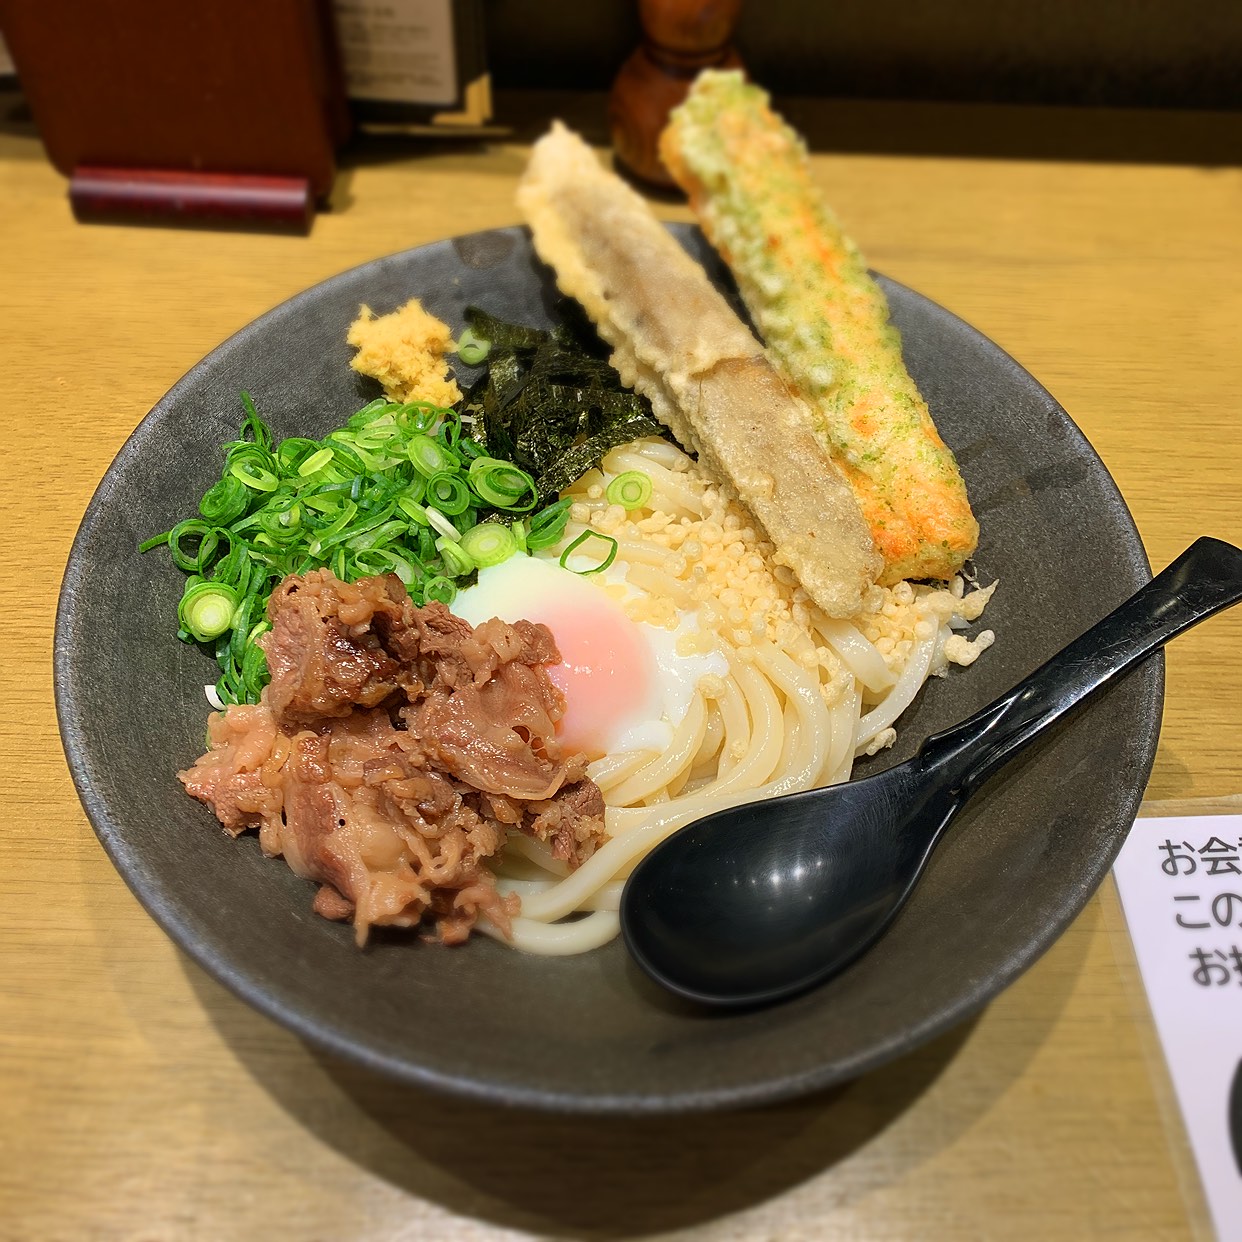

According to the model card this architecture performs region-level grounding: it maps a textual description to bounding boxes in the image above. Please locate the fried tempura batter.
[661,71,979,584]
[518,123,881,619]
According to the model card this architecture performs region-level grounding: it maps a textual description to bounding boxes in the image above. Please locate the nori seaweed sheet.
[461,304,672,502]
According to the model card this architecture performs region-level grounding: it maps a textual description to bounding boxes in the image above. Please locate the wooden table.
[4,98,1240,1240]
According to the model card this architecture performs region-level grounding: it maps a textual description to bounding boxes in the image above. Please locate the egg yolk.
[449,557,659,759]
[537,601,658,758]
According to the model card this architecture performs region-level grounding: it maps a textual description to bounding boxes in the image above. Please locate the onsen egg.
[451,554,726,759]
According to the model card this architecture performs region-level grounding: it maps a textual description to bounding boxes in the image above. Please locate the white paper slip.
[1113,814,1242,1241]
[333,0,458,106]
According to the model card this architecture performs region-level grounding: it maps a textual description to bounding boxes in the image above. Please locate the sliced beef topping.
[530,779,608,864]
[180,570,607,945]
[262,570,404,721]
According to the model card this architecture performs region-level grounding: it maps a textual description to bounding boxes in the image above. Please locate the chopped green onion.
[239,392,273,449]
[211,541,255,594]
[302,488,349,514]
[275,437,321,473]
[511,519,528,555]
[229,459,279,492]
[468,456,537,510]
[166,519,229,572]
[422,575,457,606]
[437,410,463,449]
[166,518,210,570]
[323,439,367,476]
[407,433,458,479]
[398,496,430,525]
[397,402,441,433]
[297,447,335,476]
[385,554,418,585]
[345,518,406,553]
[307,499,358,556]
[435,537,474,577]
[425,470,472,515]
[460,522,517,568]
[425,506,461,541]
[347,398,393,429]
[455,326,491,367]
[178,582,239,643]
[138,530,171,554]
[560,530,618,575]
[416,525,436,562]
[606,470,652,511]
[199,474,251,525]
[526,497,573,550]
[330,432,388,472]
[256,499,303,543]
[228,593,259,665]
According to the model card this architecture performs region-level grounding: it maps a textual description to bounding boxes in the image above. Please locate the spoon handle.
[921,537,1242,794]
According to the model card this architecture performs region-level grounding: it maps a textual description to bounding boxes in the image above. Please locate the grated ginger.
[346,298,462,407]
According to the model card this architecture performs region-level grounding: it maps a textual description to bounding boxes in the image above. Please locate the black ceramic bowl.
[55,226,1161,1113]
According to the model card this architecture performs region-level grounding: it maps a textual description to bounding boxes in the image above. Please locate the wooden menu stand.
[0,0,348,233]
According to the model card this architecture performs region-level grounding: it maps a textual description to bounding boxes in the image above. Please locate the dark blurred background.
[483,0,1241,110]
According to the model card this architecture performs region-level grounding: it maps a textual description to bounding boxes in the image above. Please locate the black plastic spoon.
[621,536,1242,1007]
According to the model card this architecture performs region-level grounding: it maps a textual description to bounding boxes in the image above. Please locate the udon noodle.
[483,438,995,954]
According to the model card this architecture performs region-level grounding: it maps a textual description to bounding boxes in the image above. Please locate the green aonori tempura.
[661,70,979,585]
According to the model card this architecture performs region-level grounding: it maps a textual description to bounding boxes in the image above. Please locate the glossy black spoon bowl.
[622,537,1242,1008]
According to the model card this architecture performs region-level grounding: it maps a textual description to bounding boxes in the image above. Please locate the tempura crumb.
[862,727,897,756]
[346,298,462,407]
[943,629,996,668]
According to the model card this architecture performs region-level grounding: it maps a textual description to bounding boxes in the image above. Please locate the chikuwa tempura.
[661,70,980,584]
[517,121,882,620]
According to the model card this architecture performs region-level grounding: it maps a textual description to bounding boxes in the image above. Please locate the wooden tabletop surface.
[3,99,1241,1241]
